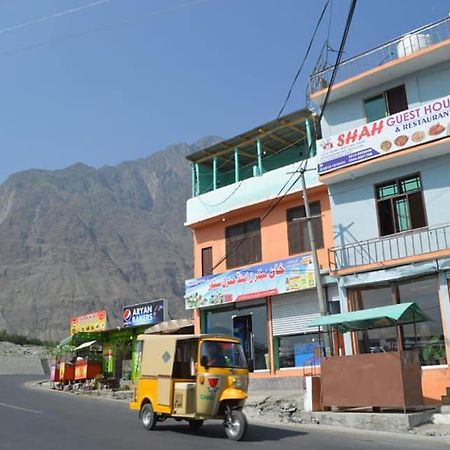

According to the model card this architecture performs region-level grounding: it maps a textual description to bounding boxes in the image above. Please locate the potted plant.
[422,336,446,365]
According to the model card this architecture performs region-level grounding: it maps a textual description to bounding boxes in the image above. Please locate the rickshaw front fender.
[219,387,247,403]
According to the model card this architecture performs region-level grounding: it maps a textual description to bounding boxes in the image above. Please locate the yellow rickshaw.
[129,334,250,440]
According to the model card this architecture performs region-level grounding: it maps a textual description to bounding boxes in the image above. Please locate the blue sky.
[0,0,448,181]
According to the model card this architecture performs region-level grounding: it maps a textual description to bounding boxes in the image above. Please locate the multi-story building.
[309,16,450,403]
[183,110,339,382]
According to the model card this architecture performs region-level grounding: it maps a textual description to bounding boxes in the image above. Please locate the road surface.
[0,375,448,450]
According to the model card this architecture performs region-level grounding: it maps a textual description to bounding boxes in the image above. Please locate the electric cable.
[277,0,330,119]
[0,0,114,36]
[209,0,359,273]
[0,0,212,58]
[319,0,357,122]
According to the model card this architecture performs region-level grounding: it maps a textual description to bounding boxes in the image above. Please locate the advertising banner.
[122,299,166,327]
[70,310,107,335]
[185,255,315,310]
[317,95,450,174]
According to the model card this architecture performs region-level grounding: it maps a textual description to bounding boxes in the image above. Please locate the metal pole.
[191,163,196,197]
[299,167,330,354]
[213,156,218,190]
[256,138,263,175]
[194,163,200,196]
[234,148,240,183]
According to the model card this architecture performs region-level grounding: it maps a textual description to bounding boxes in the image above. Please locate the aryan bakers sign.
[122,300,166,327]
[317,95,450,174]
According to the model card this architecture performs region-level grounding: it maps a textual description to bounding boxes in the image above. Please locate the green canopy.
[308,302,430,333]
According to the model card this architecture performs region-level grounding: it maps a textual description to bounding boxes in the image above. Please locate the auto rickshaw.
[129,334,250,441]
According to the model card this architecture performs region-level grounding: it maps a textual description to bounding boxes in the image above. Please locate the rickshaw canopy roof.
[308,302,430,333]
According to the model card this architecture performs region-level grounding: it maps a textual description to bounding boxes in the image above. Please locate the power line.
[210,0,358,273]
[277,0,330,119]
[0,0,212,58]
[319,0,357,122]
[0,0,114,36]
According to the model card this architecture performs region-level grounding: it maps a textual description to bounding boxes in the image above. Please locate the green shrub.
[0,329,57,348]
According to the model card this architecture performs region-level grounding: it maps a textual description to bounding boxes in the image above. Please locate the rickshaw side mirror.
[200,355,209,368]
[247,359,254,373]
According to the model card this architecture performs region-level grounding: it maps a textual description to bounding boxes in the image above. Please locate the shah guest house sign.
[317,95,450,174]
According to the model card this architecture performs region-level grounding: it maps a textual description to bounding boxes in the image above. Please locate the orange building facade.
[184,110,339,380]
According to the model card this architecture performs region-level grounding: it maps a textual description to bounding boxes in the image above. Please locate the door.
[232,314,253,369]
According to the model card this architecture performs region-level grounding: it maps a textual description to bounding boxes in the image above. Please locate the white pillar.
[338,279,353,356]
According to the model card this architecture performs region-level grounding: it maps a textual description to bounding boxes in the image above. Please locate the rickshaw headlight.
[229,376,242,388]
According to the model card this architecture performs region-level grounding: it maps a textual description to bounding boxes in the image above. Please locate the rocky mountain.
[0,136,221,341]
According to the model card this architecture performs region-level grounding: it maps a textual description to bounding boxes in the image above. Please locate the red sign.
[70,310,107,335]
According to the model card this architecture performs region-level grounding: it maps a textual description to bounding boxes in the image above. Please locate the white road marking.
[0,401,42,414]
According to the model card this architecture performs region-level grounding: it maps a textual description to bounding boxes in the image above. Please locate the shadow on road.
[154,421,305,442]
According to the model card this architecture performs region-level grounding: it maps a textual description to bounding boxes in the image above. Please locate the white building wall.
[321,61,450,138]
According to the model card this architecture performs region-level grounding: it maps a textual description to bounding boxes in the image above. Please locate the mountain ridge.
[0,136,222,341]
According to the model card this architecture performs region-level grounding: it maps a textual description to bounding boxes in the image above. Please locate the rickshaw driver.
[202,341,227,367]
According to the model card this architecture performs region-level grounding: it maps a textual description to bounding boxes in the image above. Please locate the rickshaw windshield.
[201,341,247,369]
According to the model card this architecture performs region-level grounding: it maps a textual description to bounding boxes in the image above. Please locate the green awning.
[308,302,430,333]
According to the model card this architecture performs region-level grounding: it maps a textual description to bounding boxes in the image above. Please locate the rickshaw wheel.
[188,419,204,431]
[141,403,157,430]
[224,410,247,441]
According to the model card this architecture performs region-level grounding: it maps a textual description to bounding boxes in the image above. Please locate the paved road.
[0,375,448,450]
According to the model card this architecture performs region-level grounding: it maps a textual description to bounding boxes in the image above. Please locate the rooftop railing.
[309,16,450,95]
[329,222,450,272]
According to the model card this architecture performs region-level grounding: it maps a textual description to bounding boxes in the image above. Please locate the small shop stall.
[308,302,430,412]
[53,336,76,388]
[59,361,75,385]
[73,340,102,382]
[50,363,60,386]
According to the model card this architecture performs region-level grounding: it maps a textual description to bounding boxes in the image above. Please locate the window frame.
[374,173,428,237]
[350,276,446,367]
[363,85,408,123]
[201,246,213,277]
[225,218,262,269]
[286,201,324,255]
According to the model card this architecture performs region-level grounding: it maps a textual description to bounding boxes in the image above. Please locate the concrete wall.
[321,61,450,138]
[330,152,450,248]
[191,186,333,278]
[0,356,47,375]
[186,157,321,226]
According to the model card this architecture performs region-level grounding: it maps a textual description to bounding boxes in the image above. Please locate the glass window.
[352,277,446,366]
[375,174,427,236]
[354,286,398,354]
[287,202,323,255]
[205,303,269,370]
[399,277,446,366]
[365,94,387,122]
[200,341,247,369]
[365,85,408,122]
[277,333,322,368]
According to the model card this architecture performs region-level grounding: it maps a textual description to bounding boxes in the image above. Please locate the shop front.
[337,263,450,403]
[186,255,339,378]
[56,300,169,385]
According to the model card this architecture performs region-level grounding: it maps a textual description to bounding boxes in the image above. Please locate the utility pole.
[299,167,331,354]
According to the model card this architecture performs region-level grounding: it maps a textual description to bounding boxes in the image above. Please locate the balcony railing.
[309,16,450,95]
[329,223,450,272]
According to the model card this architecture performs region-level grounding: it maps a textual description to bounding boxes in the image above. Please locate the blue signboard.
[185,255,315,310]
[122,300,166,327]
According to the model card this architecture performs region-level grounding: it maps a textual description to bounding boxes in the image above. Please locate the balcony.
[329,223,450,273]
[186,109,318,197]
[309,16,450,101]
